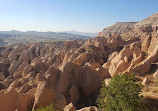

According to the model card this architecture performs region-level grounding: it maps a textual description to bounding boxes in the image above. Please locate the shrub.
[34,105,56,111]
[97,74,142,111]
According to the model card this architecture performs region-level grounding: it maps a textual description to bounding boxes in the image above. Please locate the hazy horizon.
[0,0,158,33]
[0,29,98,33]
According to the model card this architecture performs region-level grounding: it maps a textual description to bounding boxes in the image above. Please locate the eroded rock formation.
[0,13,157,111]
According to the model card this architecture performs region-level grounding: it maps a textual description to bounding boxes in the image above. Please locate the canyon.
[0,13,158,111]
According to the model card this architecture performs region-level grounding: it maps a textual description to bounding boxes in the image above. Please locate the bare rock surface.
[98,22,137,38]
[153,70,158,79]
[64,103,76,111]
[77,106,99,111]
[58,62,102,106]
[0,13,157,111]
[142,77,151,85]
[0,89,33,111]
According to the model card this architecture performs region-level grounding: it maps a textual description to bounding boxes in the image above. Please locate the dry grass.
[139,73,158,111]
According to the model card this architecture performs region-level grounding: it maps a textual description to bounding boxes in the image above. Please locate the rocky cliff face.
[135,13,158,28]
[0,13,157,111]
[98,22,137,38]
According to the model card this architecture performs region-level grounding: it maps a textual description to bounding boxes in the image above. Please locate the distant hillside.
[63,30,97,37]
[135,13,158,28]
[0,30,91,45]
[98,22,137,38]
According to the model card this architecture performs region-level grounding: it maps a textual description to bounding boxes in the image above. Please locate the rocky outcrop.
[98,22,137,38]
[77,106,99,111]
[0,89,33,111]
[58,62,102,106]
[0,13,157,111]
[33,67,66,110]
[124,45,158,75]
[142,77,151,85]
[33,81,59,109]
[103,43,141,76]
[153,70,158,79]
[95,67,111,79]
[64,103,76,111]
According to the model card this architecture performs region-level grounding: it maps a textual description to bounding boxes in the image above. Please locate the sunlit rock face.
[0,13,157,110]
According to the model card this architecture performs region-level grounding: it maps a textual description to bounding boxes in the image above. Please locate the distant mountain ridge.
[63,30,97,37]
[0,30,92,45]
[0,30,91,38]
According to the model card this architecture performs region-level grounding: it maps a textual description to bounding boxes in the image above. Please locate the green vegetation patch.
[33,105,56,111]
[97,74,142,111]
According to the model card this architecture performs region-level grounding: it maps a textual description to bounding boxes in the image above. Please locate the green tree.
[97,74,142,111]
[34,105,56,111]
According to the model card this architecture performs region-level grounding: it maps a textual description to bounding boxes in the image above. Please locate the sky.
[0,0,158,33]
